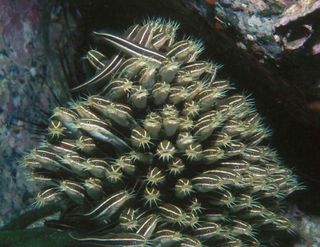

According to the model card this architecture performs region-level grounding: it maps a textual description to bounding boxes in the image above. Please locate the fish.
[143,186,161,207]
[131,127,152,150]
[83,190,132,220]
[152,229,183,247]
[192,174,224,192]
[59,180,86,204]
[192,222,224,241]
[175,178,193,198]
[159,203,187,226]
[119,207,139,230]
[71,24,141,92]
[93,32,167,63]
[156,140,176,162]
[71,232,148,247]
[76,118,130,151]
[135,214,159,239]
[34,187,61,207]
[167,158,185,176]
[145,167,165,186]
[184,143,203,161]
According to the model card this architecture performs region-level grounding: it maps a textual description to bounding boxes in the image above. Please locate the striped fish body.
[71,55,124,92]
[175,178,193,198]
[31,147,65,171]
[71,24,142,93]
[179,117,194,132]
[177,235,202,247]
[185,82,205,102]
[176,131,194,151]
[83,190,131,220]
[228,220,253,237]
[77,118,129,150]
[30,171,58,187]
[152,82,171,105]
[132,23,155,48]
[156,140,176,162]
[116,57,148,79]
[47,119,67,139]
[93,32,167,64]
[120,208,139,230]
[218,160,249,173]
[75,136,97,155]
[24,157,52,172]
[84,178,103,200]
[145,167,165,186]
[59,180,86,204]
[103,78,134,100]
[163,115,180,137]
[106,104,137,128]
[52,107,79,133]
[72,101,100,120]
[167,40,202,63]
[114,155,136,175]
[167,158,185,176]
[73,233,148,247]
[203,169,241,185]
[135,214,159,239]
[131,127,151,149]
[34,188,61,207]
[184,143,203,161]
[85,158,109,179]
[192,174,223,193]
[46,139,78,155]
[159,203,187,226]
[192,222,223,241]
[159,61,180,83]
[143,186,161,207]
[214,239,242,247]
[105,165,123,184]
[143,113,162,139]
[203,146,225,164]
[61,154,87,176]
[152,229,182,247]
[206,189,235,207]
[139,65,157,89]
[87,49,108,70]
[130,86,149,109]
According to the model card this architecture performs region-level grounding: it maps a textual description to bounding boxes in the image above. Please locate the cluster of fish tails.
[23,18,302,247]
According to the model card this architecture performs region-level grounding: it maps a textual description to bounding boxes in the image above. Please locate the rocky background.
[0,0,319,246]
[0,0,74,226]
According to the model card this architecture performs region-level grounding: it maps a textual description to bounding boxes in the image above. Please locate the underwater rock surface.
[0,0,74,226]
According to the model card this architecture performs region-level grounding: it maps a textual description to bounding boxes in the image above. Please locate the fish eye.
[97,100,102,104]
